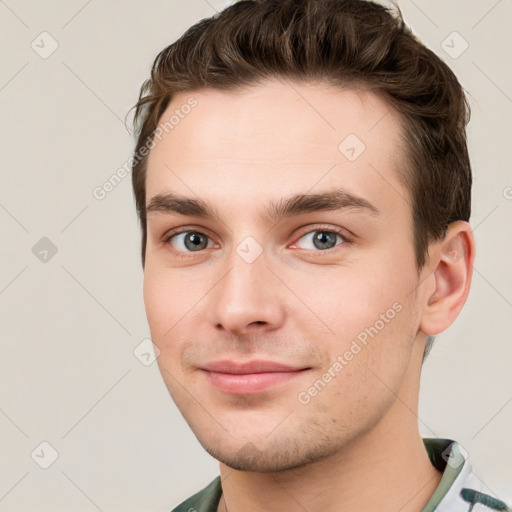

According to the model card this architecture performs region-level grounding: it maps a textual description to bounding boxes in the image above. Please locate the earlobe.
[420,221,475,336]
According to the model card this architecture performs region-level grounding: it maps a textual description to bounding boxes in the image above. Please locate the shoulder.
[170,476,222,512]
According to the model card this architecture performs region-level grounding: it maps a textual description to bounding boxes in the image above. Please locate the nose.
[209,246,285,337]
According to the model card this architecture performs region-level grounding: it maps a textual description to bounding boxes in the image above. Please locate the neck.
[217,344,442,512]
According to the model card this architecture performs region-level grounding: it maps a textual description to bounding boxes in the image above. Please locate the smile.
[200,359,311,394]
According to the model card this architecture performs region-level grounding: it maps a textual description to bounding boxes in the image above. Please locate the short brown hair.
[128,0,472,358]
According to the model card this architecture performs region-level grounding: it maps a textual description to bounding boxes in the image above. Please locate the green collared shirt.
[170,438,510,512]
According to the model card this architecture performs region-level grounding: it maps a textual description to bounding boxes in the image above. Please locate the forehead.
[145,80,409,218]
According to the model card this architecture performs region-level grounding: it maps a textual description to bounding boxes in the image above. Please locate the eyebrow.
[146,188,381,222]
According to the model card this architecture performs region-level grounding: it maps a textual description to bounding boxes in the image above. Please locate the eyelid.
[291,224,354,244]
[292,224,355,249]
[161,223,354,254]
[162,225,215,243]
[161,226,219,258]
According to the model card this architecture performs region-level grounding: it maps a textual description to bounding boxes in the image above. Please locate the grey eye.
[296,231,344,250]
[171,232,212,252]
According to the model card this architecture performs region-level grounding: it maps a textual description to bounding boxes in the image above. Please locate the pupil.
[185,233,206,251]
[314,231,336,250]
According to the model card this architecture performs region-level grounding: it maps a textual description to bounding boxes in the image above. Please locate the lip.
[200,359,311,394]
[202,359,306,374]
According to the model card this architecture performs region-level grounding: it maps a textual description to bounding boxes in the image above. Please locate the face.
[143,80,428,471]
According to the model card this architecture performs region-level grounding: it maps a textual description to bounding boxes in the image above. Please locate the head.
[128,0,474,471]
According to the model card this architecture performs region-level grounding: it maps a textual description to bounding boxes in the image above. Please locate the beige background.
[0,0,511,510]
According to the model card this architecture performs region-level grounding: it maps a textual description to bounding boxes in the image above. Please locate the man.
[128,0,510,510]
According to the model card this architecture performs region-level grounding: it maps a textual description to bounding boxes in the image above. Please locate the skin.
[143,79,475,512]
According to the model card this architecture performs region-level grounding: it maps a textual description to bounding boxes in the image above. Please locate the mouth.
[199,359,312,394]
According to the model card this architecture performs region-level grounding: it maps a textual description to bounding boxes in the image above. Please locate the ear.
[420,221,475,336]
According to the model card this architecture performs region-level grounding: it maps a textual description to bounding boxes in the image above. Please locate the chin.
[196,429,349,473]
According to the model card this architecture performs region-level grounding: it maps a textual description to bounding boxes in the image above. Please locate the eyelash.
[161,224,353,258]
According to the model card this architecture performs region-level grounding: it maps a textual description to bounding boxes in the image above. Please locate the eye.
[165,231,216,252]
[292,229,347,251]
[162,226,350,255]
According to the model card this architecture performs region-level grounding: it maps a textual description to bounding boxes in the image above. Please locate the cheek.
[143,265,190,345]
[289,261,410,339]
[143,269,168,336]
[143,261,200,317]
[143,264,213,373]
[143,269,191,393]
[288,254,419,390]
